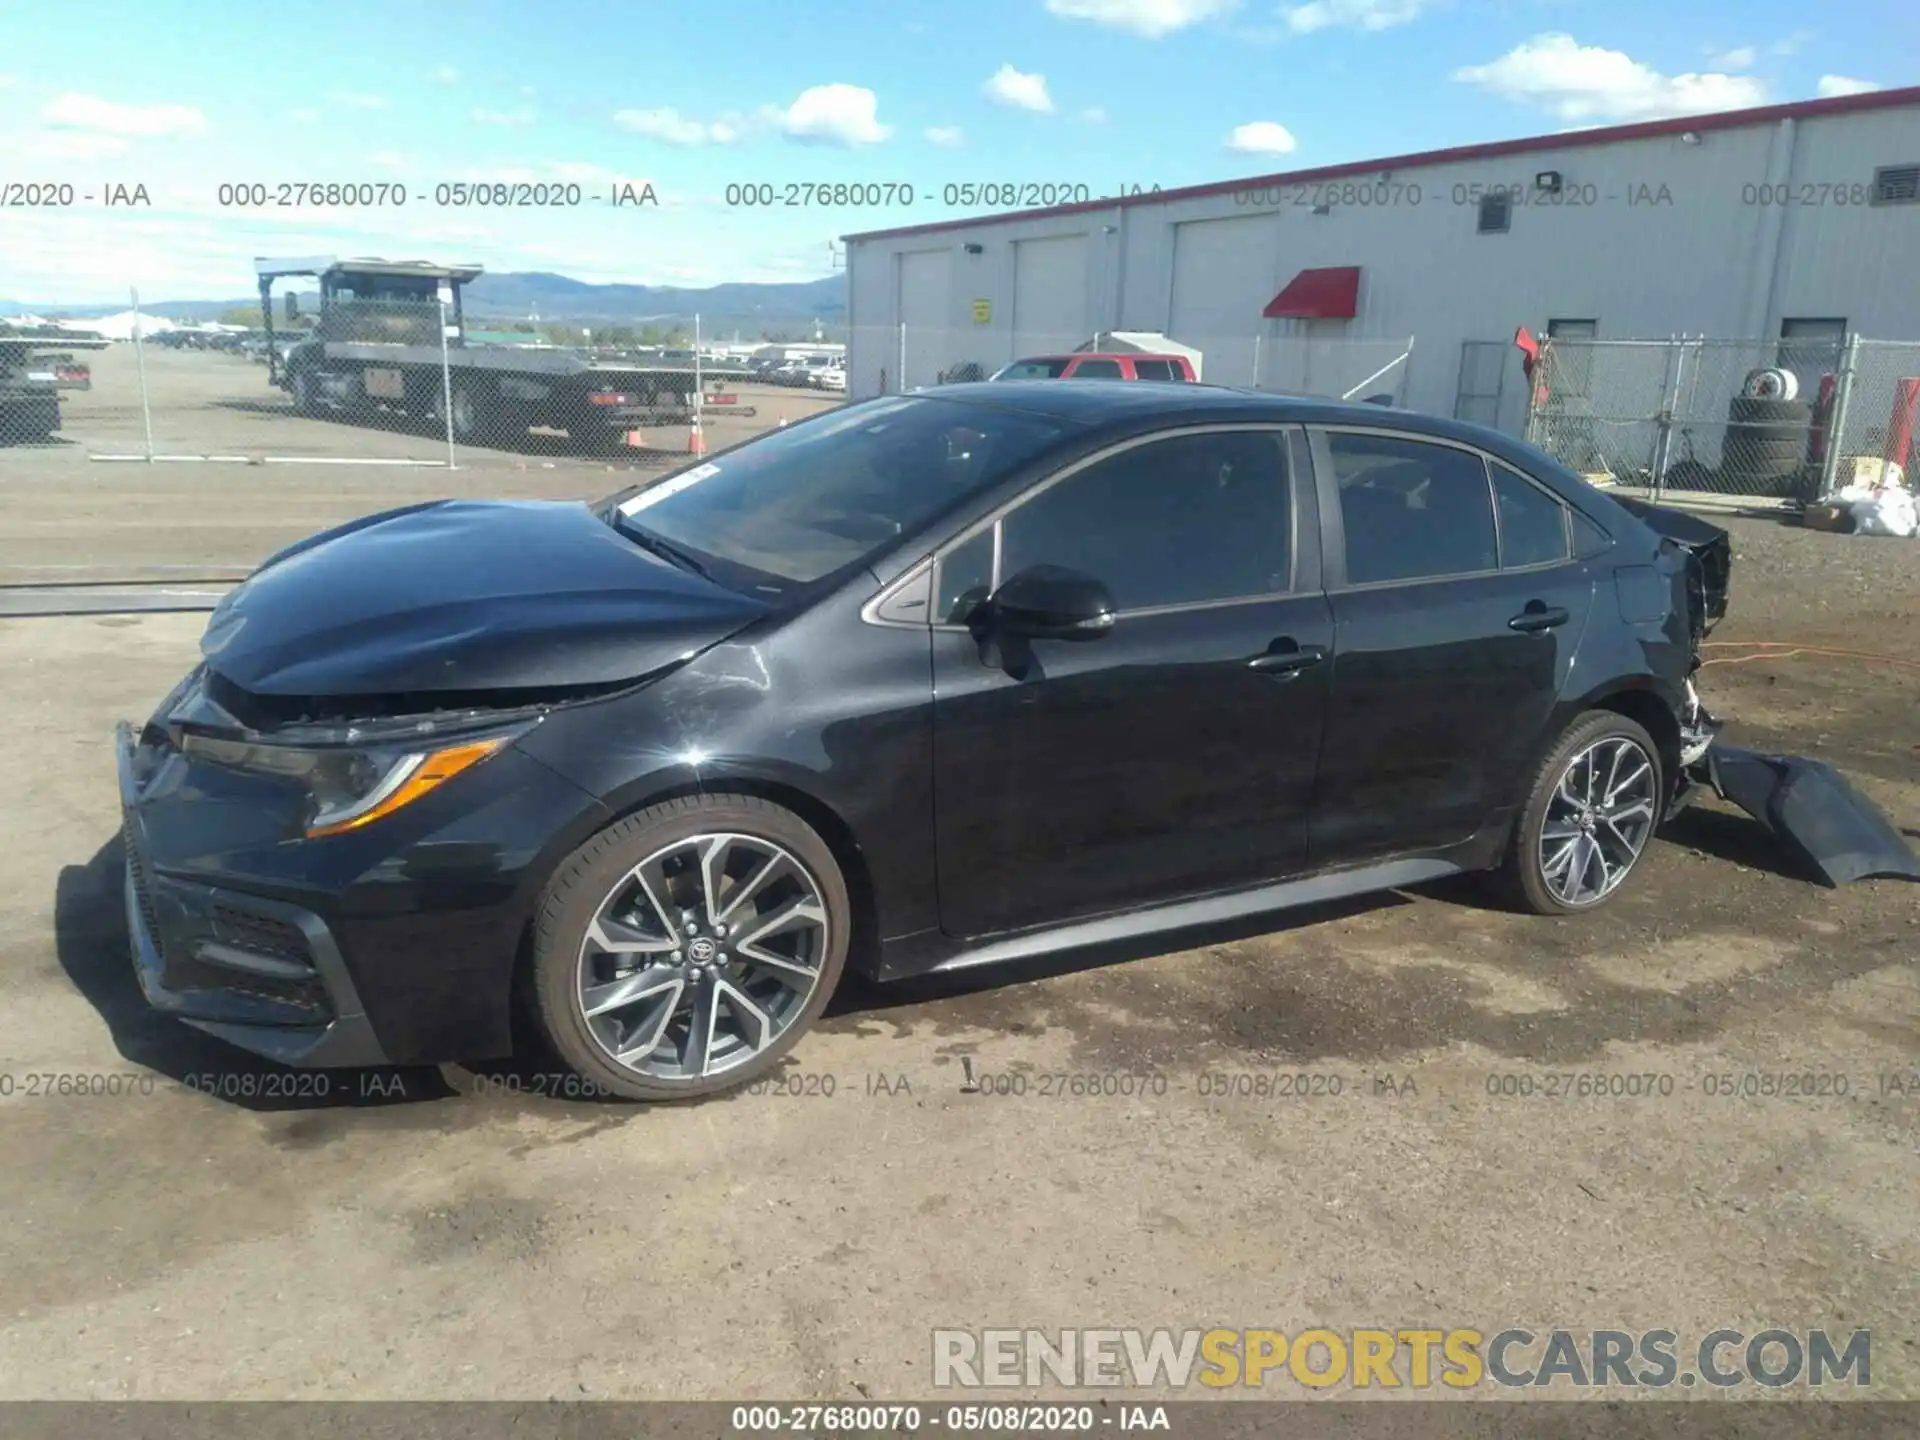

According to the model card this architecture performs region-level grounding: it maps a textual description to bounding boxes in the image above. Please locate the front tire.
[1498,711,1664,915]
[530,794,851,1101]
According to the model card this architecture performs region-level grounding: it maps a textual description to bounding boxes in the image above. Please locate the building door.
[896,249,953,390]
[1778,317,1847,401]
[1454,341,1508,430]
[1010,236,1088,362]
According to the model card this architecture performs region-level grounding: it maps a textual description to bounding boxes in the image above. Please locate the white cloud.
[925,125,965,147]
[1707,45,1756,70]
[41,92,208,137]
[330,92,388,110]
[1283,0,1428,34]
[1043,0,1238,38]
[1082,106,1108,122]
[774,84,891,145]
[1817,75,1882,98]
[1452,34,1767,121]
[1769,30,1813,57]
[288,108,321,124]
[472,106,536,126]
[435,65,459,83]
[984,64,1053,112]
[613,106,737,144]
[1226,120,1299,154]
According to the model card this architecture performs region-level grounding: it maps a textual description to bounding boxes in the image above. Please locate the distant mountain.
[0,271,848,331]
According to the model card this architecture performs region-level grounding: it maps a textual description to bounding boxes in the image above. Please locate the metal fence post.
[1648,335,1680,502]
[1523,339,1547,446]
[1251,332,1262,389]
[1820,334,1861,500]
[436,287,456,470]
[130,287,155,463]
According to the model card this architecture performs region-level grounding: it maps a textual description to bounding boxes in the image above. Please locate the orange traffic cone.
[687,413,707,456]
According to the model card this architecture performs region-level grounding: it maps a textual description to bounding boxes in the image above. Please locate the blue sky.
[0,0,1909,303]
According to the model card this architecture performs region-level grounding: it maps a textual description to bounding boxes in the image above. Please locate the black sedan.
[116,382,1727,1100]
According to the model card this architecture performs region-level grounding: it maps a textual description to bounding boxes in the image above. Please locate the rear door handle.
[1508,603,1570,633]
[1248,641,1328,676]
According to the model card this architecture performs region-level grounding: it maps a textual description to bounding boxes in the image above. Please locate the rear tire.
[1497,711,1665,916]
[530,794,851,1102]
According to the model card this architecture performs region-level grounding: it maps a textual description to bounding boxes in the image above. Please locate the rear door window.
[1133,359,1177,381]
[1068,359,1124,379]
[1490,461,1572,568]
[1327,431,1498,585]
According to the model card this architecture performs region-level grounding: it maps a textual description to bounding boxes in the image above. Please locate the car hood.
[200,499,770,697]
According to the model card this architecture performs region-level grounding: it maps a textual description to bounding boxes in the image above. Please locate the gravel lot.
[0,350,1915,1407]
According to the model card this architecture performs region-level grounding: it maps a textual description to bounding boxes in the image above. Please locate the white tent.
[55,311,177,341]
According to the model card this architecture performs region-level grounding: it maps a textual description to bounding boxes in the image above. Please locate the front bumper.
[117,722,390,1066]
[113,710,608,1068]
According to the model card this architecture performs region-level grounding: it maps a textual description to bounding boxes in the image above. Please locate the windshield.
[603,395,1071,592]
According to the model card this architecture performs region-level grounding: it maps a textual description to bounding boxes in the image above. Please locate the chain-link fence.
[850,324,1416,405]
[1525,335,1920,506]
[0,297,836,467]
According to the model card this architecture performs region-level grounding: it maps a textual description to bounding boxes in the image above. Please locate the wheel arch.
[517,768,883,984]
[1581,681,1683,804]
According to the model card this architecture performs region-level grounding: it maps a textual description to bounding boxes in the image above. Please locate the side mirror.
[983,564,1116,641]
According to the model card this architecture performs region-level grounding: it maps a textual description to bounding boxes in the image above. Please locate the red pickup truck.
[990,351,1197,382]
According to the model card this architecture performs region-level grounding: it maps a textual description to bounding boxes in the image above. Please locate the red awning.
[1263,266,1361,320]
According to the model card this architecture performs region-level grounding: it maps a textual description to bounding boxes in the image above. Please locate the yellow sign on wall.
[972,299,992,324]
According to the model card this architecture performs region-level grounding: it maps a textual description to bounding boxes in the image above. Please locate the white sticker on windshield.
[618,463,720,515]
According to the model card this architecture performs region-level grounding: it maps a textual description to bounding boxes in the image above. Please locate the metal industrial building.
[844,87,1920,436]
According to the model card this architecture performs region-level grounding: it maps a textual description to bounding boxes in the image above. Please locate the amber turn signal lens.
[305,736,509,838]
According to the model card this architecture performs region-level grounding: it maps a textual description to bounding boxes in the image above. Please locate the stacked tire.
[1721,393,1812,499]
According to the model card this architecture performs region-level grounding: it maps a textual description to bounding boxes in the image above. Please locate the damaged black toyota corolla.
[113,384,1920,1100]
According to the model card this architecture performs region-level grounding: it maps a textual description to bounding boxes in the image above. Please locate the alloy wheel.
[1538,736,1658,906]
[574,832,830,1082]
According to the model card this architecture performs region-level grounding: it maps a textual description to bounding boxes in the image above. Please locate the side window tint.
[997,432,1292,610]
[1491,462,1570,567]
[1134,360,1174,381]
[1571,511,1612,557]
[1070,360,1123,378]
[935,527,995,624]
[1330,432,1497,584]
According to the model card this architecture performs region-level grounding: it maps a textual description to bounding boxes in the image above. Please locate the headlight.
[180,731,512,837]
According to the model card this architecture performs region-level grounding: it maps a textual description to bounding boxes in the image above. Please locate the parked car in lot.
[119,382,1737,1100]
[811,365,847,392]
[991,351,1197,382]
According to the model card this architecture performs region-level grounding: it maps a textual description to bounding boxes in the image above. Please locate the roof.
[907,378,1394,426]
[844,84,1920,245]
[255,255,486,283]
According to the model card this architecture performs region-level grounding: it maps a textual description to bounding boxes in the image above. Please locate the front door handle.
[1508,602,1570,633]
[1248,641,1328,676]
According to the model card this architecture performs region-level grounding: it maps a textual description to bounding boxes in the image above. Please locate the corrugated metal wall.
[847,103,1920,426]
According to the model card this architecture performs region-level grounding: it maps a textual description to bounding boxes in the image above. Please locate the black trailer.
[0,324,108,445]
[255,256,749,450]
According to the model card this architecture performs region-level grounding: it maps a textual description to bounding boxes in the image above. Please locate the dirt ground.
[0,359,1915,1405]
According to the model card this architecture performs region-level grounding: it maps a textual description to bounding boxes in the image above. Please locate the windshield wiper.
[615,519,715,581]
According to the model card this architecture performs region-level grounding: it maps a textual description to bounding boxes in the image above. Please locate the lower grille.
[210,904,313,968]
[123,815,162,944]
[122,818,335,1020]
